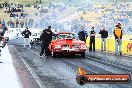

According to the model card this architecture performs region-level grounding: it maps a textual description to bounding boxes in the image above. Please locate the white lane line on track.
[12,45,47,88]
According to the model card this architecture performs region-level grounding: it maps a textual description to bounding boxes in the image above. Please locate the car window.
[58,34,67,39]
[57,33,77,39]
[52,36,56,40]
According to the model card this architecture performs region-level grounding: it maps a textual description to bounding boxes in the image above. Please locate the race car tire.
[81,52,85,57]
[51,50,56,58]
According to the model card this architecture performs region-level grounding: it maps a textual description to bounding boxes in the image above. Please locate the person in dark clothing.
[0,25,8,36]
[99,27,108,51]
[0,26,8,43]
[21,28,31,49]
[20,21,24,28]
[10,20,14,28]
[0,25,8,55]
[16,20,19,28]
[89,27,96,52]
[77,26,88,42]
[40,26,54,57]
[117,23,122,29]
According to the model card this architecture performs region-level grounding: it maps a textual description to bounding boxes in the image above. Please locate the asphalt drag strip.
[9,45,132,88]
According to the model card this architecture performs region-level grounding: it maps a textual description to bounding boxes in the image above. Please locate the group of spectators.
[0,19,34,28]
[8,19,33,28]
[0,1,43,29]
[78,23,123,55]
[77,2,131,35]
[0,1,31,28]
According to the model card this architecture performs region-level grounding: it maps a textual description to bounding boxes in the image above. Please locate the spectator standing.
[16,20,19,28]
[7,20,10,26]
[77,26,88,43]
[12,21,15,28]
[20,21,24,28]
[10,20,13,28]
[28,19,33,28]
[99,27,108,51]
[35,22,38,28]
[2,19,5,27]
[9,20,11,27]
[113,24,123,55]
[21,28,31,49]
[30,19,33,28]
[89,27,96,52]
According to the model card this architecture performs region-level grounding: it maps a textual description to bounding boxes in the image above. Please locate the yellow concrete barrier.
[86,37,132,56]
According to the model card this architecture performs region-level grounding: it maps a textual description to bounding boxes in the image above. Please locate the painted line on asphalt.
[12,45,47,88]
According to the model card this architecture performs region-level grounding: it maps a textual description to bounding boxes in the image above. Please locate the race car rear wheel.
[81,52,85,57]
[51,50,56,58]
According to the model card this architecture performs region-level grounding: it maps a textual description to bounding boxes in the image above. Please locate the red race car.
[49,32,87,57]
